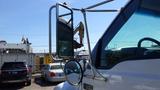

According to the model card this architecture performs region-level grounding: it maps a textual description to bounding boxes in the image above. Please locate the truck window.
[99,8,160,69]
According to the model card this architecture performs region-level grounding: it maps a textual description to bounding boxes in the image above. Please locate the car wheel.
[44,74,48,83]
[44,77,48,83]
[26,80,31,86]
[0,82,3,87]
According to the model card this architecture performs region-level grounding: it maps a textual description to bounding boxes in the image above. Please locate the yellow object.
[44,54,52,64]
[74,22,84,46]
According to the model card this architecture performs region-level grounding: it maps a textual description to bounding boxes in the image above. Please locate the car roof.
[3,62,25,64]
[44,63,64,66]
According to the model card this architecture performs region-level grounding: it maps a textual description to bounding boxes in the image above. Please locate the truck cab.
[54,0,160,90]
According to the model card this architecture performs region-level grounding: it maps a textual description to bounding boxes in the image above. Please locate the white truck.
[52,0,160,90]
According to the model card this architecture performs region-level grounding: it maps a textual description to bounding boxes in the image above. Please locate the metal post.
[49,5,56,55]
[82,9,92,64]
[56,4,59,57]
[85,0,114,9]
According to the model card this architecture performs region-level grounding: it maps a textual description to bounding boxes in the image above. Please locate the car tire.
[44,77,48,83]
[44,74,48,83]
[26,80,31,86]
[0,82,3,87]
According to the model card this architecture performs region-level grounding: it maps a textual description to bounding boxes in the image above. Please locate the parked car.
[41,63,65,82]
[0,62,31,86]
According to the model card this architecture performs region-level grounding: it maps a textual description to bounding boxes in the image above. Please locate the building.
[0,37,32,54]
[0,38,35,73]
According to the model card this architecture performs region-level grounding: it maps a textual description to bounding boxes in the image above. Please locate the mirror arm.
[81,9,92,65]
[81,9,97,79]
[49,5,56,55]
[85,0,114,9]
[88,63,108,81]
[81,9,108,82]
[59,13,72,17]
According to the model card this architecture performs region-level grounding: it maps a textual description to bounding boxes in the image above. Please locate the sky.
[0,0,127,53]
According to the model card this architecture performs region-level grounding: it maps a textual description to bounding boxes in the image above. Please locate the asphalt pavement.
[0,73,61,90]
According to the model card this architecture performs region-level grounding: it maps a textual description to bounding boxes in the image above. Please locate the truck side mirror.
[56,18,74,58]
[64,60,83,85]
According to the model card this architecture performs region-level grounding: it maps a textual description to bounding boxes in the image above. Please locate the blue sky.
[0,0,127,53]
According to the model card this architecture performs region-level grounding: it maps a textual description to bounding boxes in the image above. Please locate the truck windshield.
[99,8,160,68]
[108,9,160,49]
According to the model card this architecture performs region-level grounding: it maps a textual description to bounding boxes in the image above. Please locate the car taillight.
[27,69,29,73]
[49,72,55,77]
[28,67,32,72]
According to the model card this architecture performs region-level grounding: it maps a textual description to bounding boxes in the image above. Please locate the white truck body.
[82,59,160,90]
[54,0,160,90]
[55,59,160,90]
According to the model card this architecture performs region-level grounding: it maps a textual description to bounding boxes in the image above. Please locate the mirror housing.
[64,60,83,85]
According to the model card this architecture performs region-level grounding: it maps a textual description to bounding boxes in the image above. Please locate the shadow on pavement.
[34,76,61,87]
[0,83,26,90]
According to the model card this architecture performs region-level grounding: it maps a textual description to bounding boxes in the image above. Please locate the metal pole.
[56,4,59,57]
[85,9,118,12]
[49,5,56,55]
[82,9,92,64]
[82,9,108,81]
[85,0,114,9]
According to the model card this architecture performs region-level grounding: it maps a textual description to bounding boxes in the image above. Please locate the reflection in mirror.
[60,60,65,71]
[64,60,83,85]
[57,18,74,57]
[79,59,88,72]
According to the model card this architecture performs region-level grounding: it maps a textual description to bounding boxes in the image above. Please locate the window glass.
[42,65,49,70]
[100,9,160,68]
[2,62,26,70]
[50,65,62,70]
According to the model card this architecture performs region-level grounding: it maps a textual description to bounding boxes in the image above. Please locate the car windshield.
[1,62,26,70]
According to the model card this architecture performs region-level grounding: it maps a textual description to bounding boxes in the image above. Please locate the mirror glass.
[79,59,88,72]
[60,60,65,71]
[57,19,74,57]
[64,60,83,85]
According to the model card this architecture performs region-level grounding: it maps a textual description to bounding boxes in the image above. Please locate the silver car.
[41,63,65,82]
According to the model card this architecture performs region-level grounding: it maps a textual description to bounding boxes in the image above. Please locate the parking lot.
[0,74,61,90]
